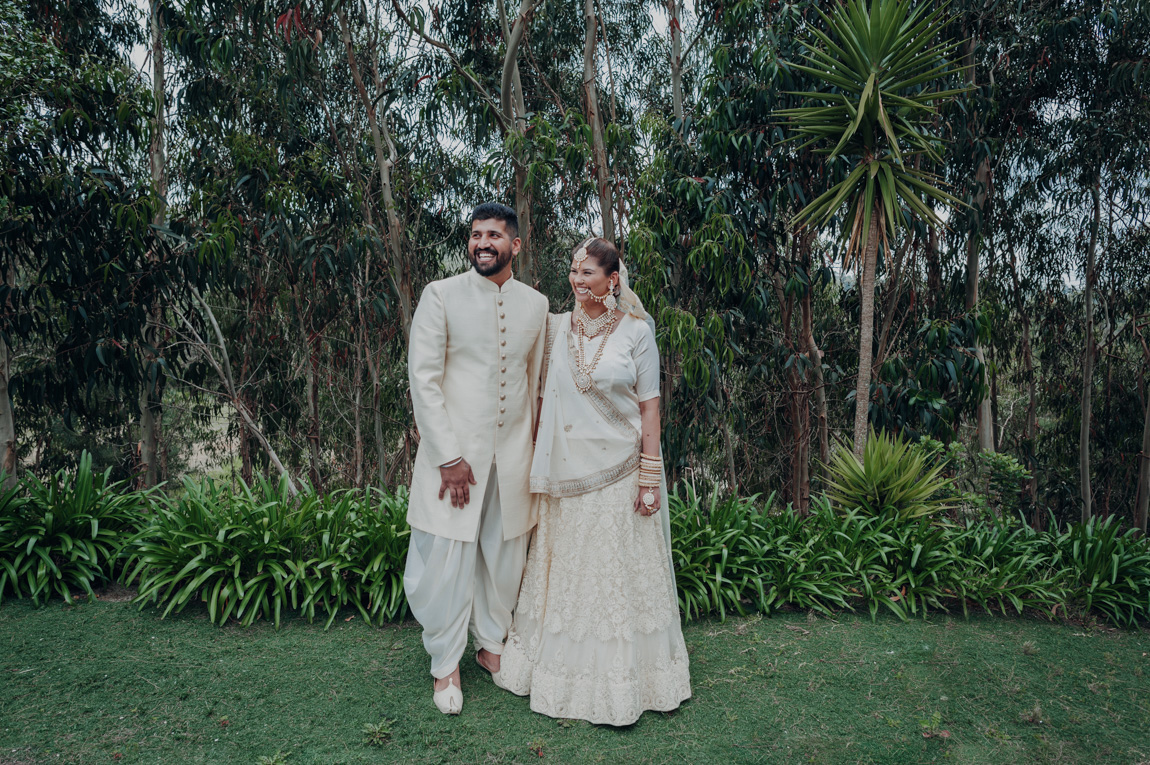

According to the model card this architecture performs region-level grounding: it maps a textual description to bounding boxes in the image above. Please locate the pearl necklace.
[573,309,616,393]
[575,303,615,338]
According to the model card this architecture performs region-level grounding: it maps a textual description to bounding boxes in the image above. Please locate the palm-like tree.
[778,0,967,457]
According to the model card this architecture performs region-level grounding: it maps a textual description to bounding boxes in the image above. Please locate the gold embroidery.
[540,313,560,389]
[530,454,640,497]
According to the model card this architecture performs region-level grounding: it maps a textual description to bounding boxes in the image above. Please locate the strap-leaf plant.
[777,0,968,456]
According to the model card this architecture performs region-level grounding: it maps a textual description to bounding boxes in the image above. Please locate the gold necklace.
[576,303,614,337]
[573,315,616,393]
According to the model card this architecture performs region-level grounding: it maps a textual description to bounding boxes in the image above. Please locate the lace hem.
[501,635,691,726]
[503,474,691,725]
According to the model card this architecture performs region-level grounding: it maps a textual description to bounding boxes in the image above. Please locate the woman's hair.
[578,237,620,278]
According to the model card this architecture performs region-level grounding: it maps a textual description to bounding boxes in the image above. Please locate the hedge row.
[3,456,1148,628]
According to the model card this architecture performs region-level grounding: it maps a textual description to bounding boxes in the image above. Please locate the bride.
[498,237,691,725]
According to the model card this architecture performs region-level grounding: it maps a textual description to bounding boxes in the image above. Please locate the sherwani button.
[501,366,507,373]
[497,298,503,306]
[500,326,506,333]
[499,407,506,414]
[501,354,506,360]
[497,420,504,427]
[501,340,506,346]
[500,312,505,318]
[500,380,506,386]
[500,394,506,400]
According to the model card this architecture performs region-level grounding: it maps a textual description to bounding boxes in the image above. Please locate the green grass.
[1,598,1148,764]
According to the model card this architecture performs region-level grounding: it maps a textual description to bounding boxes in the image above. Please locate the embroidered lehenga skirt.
[500,471,692,725]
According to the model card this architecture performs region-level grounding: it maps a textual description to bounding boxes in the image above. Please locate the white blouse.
[530,312,660,498]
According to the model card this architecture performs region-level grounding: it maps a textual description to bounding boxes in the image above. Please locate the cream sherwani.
[404,267,548,679]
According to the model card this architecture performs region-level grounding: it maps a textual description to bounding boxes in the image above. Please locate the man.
[403,202,549,715]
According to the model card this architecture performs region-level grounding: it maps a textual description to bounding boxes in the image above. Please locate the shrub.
[824,429,957,521]
[123,477,411,628]
[916,436,1033,519]
[0,452,148,604]
[1052,515,1150,628]
[124,476,309,626]
[950,517,1064,617]
[669,486,769,621]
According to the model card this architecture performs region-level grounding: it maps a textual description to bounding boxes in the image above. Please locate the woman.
[498,237,691,725]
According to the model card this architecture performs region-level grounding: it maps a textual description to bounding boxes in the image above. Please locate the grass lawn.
[2,595,1148,764]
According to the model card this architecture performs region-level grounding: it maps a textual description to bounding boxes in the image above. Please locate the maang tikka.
[572,239,592,268]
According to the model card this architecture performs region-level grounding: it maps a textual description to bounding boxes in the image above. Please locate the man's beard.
[469,246,513,276]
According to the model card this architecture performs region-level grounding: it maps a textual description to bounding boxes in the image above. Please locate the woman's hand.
[634,485,661,516]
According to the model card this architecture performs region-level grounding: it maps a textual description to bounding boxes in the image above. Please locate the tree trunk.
[926,226,941,315]
[966,156,994,453]
[720,382,739,494]
[1080,177,1100,523]
[582,0,615,242]
[667,0,684,124]
[139,0,167,488]
[801,276,829,467]
[1007,244,1038,519]
[353,325,364,488]
[499,0,537,284]
[1135,362,1150,536]
[306,349,321,492]
[852,203,881,457]
[339,11,414,342]
[0,335,15,487]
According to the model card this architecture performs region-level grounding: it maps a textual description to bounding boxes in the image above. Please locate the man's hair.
[470,202,518,238]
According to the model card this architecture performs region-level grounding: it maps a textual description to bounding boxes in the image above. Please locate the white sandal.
[432,677,462,715]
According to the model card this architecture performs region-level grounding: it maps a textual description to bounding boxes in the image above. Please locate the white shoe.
[433,677,462,715]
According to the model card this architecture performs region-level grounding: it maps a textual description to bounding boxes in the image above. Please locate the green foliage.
[873,311,992,441]
[123,478,410,628]
[671,484,1150,627]
[0,452,148,604]
[361,719,395,747]
[1053,515,1150,628]
[917,436,1034,518]
[823,429,957,521]
[779,0,967,256]
[670,487,790,621]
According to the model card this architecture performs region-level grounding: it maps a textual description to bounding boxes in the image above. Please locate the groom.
[403,202,549,714]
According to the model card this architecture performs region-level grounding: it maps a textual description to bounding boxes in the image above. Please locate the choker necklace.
[576,303,615,338]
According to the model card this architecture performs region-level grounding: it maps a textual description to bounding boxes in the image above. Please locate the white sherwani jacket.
[407,268,549,542]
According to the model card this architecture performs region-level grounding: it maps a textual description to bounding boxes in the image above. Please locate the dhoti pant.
[403,462,530,679]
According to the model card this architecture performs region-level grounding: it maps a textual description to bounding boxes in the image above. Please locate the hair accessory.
[572,238,594,268]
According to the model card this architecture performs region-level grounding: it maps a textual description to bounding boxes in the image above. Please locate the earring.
[604,292,617,311]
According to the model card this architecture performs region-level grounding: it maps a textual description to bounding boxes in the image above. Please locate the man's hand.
[439,459,478,508]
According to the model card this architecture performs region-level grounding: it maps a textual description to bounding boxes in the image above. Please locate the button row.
[499,295,506,426]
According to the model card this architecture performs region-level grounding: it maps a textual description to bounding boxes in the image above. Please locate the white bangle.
[441,457,464,468]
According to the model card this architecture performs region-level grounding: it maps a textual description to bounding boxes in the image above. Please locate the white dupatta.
[530,303,676,585]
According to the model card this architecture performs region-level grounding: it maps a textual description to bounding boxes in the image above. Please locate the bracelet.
[441,456,464,468]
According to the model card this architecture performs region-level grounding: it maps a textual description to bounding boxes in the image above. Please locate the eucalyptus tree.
[628,0,835,503]
[139,0,168,487]
[1,0,205,483]
[1024,0,1150,521]
[779,0,967,457]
